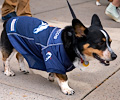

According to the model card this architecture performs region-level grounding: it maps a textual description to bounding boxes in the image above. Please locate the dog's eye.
[98,42,104,46]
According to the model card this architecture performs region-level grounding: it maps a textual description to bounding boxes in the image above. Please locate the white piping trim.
[8,30,63,51]
[42,43,63,50]
[67,65,74,71]
[47,27,57,45]
[7,33,34,40]
[35,43,46,48]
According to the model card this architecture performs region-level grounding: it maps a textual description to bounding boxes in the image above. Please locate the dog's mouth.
[93,53,110,66]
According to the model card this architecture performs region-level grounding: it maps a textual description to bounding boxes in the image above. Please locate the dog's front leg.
[55,73,75,95]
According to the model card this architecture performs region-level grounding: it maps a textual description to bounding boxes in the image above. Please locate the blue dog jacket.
[6,16,75,74]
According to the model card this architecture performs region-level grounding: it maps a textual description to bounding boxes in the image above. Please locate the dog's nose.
[111,52,117,60]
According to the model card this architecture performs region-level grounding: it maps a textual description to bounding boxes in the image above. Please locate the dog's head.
[64,14,117,66]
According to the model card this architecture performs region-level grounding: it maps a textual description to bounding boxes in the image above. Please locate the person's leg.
[105,0,120,22]
[1,0,17,17]
[112,0,120,7]
[17,0,32,16]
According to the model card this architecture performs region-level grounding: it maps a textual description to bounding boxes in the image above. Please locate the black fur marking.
[1,22,14,56]
[62,26,77,62]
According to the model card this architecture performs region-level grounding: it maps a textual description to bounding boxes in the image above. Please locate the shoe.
[105,3,120,22]
[2,11,17,21]
[96,1,101,6]
[105,10,120,22]
[117,7,120,15]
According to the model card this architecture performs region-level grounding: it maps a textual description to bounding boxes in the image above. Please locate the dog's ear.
[72,19,87,37]
[91,14,103,28]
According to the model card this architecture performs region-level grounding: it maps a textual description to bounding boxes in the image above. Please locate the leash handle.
[66,0,77,19]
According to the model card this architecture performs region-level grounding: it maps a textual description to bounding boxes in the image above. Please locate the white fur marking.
[100,30,113,53]
[4,51,15,76]
[102,48,111,60]
[18,56,28,73]
[19,57,25,71]
[56,78,74,95]
[73,57,87,71]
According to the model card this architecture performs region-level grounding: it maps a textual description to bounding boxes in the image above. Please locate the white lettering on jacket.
[54,29,62,39]
[33,21,49,34]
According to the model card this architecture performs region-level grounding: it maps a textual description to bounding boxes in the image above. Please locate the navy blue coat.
[6,16,75,74]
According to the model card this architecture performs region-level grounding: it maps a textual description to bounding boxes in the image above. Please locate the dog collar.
[75,48,89,67]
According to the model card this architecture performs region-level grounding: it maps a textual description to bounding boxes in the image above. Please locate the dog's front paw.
[4,70,15,76]
[61,87,75,95]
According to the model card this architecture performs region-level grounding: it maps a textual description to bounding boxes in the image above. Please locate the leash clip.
[82,61,89,67]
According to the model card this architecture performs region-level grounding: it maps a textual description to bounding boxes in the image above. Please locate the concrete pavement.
[0,0,120,100]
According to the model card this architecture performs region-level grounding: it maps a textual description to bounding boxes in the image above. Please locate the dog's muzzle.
[111,52,117,60]
[93,52,117,66]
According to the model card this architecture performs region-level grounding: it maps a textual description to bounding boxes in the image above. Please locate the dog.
[0,14,117,95]
[96,0,113,6]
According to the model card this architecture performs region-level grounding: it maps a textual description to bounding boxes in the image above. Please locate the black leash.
[66,0,82,59]
[66,0,81,58]
[66,0,89,66]
[66,0,77,19]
